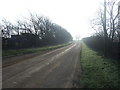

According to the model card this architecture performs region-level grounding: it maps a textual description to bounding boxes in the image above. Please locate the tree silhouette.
[1,13,73,49]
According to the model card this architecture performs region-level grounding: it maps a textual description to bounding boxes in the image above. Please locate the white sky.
[0,0,103,39]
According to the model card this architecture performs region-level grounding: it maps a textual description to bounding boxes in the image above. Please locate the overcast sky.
[0,0,103,39]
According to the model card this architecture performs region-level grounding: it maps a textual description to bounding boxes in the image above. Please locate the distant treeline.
[1,14,73,50]
[82,36,120,60]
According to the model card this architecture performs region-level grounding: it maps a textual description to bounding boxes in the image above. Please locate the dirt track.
[3,41,81,88]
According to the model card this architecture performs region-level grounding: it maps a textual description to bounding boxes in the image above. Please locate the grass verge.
[3,42,72,58]
[80,42,120,88]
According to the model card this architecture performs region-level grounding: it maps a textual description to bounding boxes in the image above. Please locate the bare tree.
[106,0,119,40]
[30,14,43,36]
[92,0,119,39]
[1,19,13,38]
[29,13,53,39]
[91,0,119,56]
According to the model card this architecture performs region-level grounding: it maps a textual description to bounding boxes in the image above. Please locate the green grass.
[3,42,72,58]
[80,42,120,88]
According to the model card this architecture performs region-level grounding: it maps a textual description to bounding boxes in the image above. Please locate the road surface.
[2,41,81,88]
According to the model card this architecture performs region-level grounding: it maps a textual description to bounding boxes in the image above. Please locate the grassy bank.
[80,42,120,88]
[3,42,72,58]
